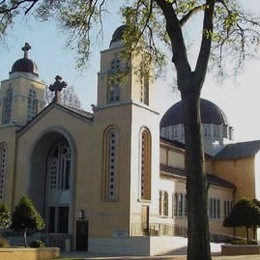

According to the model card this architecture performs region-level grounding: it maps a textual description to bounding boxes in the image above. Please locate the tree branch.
[155,0,191,83]
[194,0,216,85]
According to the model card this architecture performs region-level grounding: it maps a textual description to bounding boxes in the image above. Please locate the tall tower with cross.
[0,43,46,126]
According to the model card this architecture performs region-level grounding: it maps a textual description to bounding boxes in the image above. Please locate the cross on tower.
[49,75,68,103]
[22,42,31,59]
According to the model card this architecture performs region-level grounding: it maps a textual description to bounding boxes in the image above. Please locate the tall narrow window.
[27,88,38,121]
[173,193,178,217]
[140,128,151,200]
[209,198,221,219]
[140,74,149,105]
[159,191,168,217]
[108,54,121,103]
[102,127,119,200]
[173,192,187,217]
[0,143,7,200]
[224,200,233,217]
[2,87,13,124]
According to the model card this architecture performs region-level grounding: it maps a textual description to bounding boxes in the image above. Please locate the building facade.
[1,27,260,255]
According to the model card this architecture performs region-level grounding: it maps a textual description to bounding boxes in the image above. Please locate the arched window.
[48,139,71,191]
[140,128,151,200]
[46,138,71,234]
[0,143,7,200]
[102,127,119,200]
[173,192,187,217]
[27,88,38,121]
[2,87,13,124]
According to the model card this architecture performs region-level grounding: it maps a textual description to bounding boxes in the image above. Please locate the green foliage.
[229,239,257,245]
[12,195,45,247]
[0,203,11,229]
[12,195,45,232]
[0,237,9,248]
[1,0,260,75]
[223,198,260,229]
[29,240,45,248]
[223,198,260,242]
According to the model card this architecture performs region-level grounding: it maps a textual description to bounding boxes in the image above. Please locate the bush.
[248,239,258,245]
[228,239,258,245]
[29,239,45,248]
[0,237,9,247]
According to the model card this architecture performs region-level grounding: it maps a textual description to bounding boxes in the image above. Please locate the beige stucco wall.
[213,156,256,201]
[0,76,45,126]
[128,104,160,228]
[0,125,18,207]
[208,185,234,236]
[15,104,136,241]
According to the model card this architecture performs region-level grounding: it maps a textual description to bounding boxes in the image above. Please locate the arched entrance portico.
[29,129,76,249]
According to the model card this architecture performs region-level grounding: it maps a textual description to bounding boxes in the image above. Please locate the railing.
[130,223,188,237]
[130,223,239,243]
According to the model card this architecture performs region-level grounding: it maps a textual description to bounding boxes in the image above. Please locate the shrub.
[229,239,246,245]
[0,203,11,229]
[0,237,9,248]
[12,195,45,247]
[29,240,45,248]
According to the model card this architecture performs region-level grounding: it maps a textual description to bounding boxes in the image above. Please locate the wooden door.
[76,221,88,251]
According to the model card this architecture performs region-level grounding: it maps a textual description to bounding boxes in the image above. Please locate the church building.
[1,26,260,255]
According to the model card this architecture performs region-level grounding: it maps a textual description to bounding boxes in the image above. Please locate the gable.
[17,103,93,138]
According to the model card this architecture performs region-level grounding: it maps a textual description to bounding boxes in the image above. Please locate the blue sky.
[1,1,260,142]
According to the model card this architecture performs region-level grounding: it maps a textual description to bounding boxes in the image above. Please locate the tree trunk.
[23,228,28,247]
[246,227,249,243]
[181,92,211,260]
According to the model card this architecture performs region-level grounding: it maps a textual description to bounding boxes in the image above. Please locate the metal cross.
[49,75,68,103]
[22,42,31,59]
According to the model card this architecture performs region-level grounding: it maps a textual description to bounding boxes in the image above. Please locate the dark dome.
[110,25,127,47]
[160,98,229,128]
[10,58,39,76]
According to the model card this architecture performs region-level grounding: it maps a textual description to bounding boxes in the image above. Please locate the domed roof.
[10,42,39,76]
[109,25,127,47]
[160,98,229,128]
[11,58,39,76]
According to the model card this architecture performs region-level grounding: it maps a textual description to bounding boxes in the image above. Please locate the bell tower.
[94,26,160,239]
[0,43,46,127]
[96,25,153,109]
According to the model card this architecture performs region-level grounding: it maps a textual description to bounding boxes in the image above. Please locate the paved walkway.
[59,252,260,260]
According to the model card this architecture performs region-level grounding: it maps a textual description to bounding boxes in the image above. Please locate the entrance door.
[141,205,149,235]
[76,221,88,251]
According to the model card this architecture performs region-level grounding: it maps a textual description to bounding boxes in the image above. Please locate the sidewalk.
[59,251,260,260]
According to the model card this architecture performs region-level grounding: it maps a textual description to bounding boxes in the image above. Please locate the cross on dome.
[22,42,31,59]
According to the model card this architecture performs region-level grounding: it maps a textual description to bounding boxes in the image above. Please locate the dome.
[109,25,127,47]
[10,58,39,76]
[9,42,39,77]
[160,98,229,128]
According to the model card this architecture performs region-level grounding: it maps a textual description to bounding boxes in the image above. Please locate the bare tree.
[1,1,260,259]
[45,84,82,109]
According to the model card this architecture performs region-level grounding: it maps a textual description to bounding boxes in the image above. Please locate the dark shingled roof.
[215,140,260,160]
[160,164,235,189]
[160,98,229,128]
